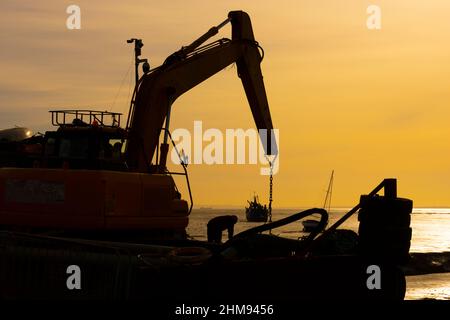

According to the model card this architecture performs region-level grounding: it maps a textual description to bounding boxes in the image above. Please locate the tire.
[359,226,412,243]
[358,210,411,228]
[359,195,413,214]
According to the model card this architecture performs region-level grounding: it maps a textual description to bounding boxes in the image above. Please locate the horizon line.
[193,205,450,210]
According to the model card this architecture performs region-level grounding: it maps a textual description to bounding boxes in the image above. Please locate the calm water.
[187,207,450,300]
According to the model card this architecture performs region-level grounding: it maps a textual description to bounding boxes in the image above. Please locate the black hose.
[234,208,328,240]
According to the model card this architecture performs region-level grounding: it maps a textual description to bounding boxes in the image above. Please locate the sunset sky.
[1,0,450,208]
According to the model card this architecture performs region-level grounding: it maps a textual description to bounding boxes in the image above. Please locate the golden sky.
[1,0,450,208]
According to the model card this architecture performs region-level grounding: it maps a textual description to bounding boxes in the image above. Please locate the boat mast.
[323,170,334,212]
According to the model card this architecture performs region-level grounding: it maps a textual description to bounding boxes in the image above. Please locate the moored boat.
[245,194,269,222]
[302,219,320,232]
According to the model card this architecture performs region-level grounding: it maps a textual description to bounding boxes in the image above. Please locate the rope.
[110,52,134,112]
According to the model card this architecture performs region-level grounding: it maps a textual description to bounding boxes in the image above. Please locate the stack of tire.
[358,195,413,265]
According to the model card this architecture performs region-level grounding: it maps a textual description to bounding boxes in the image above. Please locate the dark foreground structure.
[0,231,407,301]
[0,178,413,301]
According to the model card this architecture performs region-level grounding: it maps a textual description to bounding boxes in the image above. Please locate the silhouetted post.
[384,179,397,199]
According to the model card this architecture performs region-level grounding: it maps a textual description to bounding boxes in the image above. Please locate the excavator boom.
[126,11,276,172]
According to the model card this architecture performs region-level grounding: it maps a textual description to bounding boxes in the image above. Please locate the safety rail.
[50,110,122,128]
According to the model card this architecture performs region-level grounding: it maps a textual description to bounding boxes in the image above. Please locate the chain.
[268,159,274,223]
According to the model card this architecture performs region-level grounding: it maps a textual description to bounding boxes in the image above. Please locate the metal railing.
[50,110,122,128]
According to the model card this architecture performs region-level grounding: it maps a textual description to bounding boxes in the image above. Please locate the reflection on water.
[405,273,450,300]
[187,207,450,300]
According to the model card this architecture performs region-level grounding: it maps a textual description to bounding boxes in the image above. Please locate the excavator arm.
[126,11,276,172]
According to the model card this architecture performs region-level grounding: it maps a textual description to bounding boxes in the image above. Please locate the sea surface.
[187,207,450,300]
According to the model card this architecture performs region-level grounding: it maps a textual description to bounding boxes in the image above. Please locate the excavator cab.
[42,110,128,171]
[0,110,189,238]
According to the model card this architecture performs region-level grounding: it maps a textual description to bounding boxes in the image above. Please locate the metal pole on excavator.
[126,38,151,134]
[127,38,149,86]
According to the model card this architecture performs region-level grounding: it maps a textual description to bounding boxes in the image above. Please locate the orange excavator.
[0,11,276,239]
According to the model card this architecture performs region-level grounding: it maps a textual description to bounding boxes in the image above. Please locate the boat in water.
[303,170,334,232]
[302,219,320,232]
[246,194,268,222]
